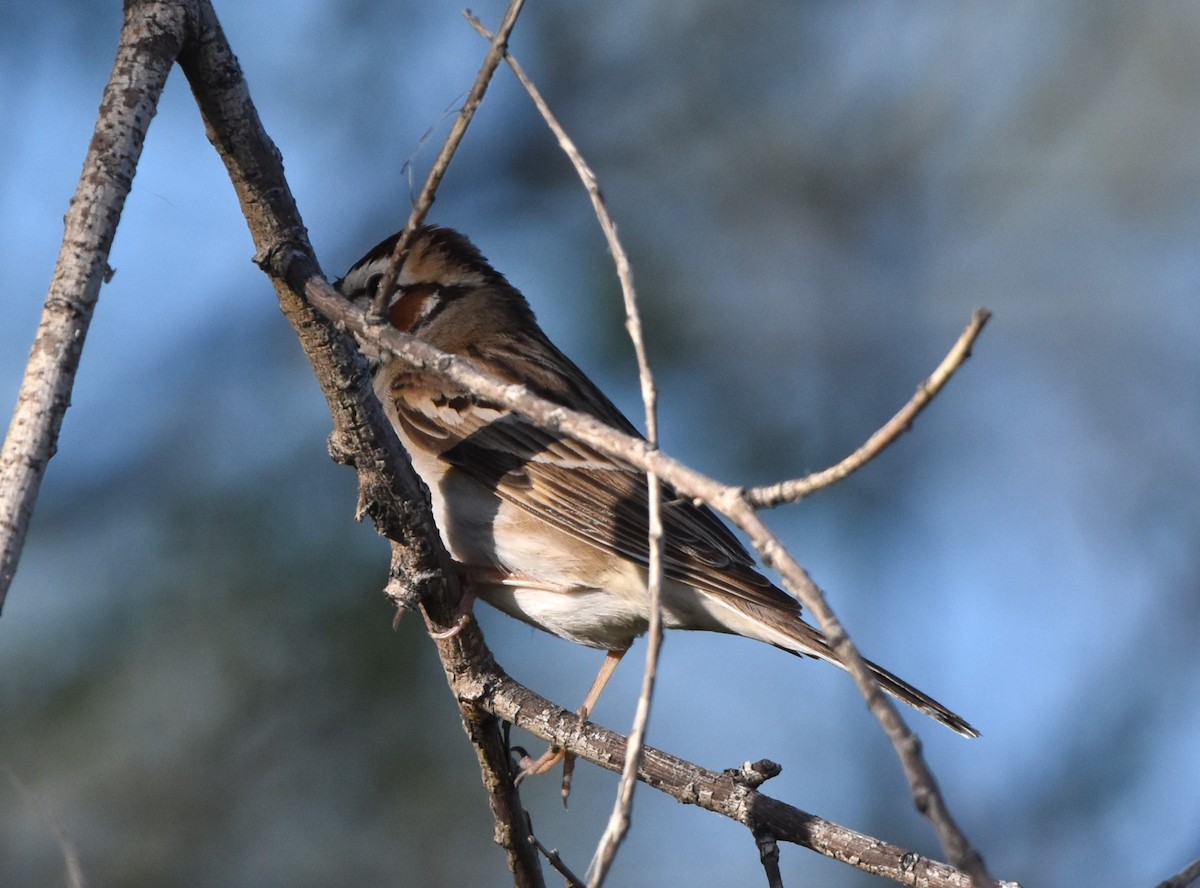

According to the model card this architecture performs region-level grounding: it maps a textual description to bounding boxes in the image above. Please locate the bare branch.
[459,709,546,888]
[476,670,1021,888]
[464,12,655,430]
[461,14,667,879]
[1157,857,1200,888]
[0,0,188,613]
[11,2,1008,884]
[524,819,586,888]
[745,308,992,507]
[173,3,544,882]
[754,826,784,888]
[722,505,994,884]
[367,0,527,322]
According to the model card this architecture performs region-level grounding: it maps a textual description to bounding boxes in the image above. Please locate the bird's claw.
[513,745,576,807]
[428,587,477,639]
[429,613,470,639]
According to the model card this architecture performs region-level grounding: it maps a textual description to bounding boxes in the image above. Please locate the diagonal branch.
[0,0,188,613]
[472,668,1021,888]
[173,2,543,883]
[1157,857,1200,888]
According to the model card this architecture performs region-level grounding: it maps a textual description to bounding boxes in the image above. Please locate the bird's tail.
[855,652,979,738]
[788,623,979,738]
[788,629,979,738]
[705,591,979,738]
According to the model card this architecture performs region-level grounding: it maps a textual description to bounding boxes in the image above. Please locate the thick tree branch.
[168,2,544,883]
[466,667,1020,888]
[0,0,187,612]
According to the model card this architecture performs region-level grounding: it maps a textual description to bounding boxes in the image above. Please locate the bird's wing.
[385,345,798,616]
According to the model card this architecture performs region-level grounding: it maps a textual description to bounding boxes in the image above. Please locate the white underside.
[382,381,819,655]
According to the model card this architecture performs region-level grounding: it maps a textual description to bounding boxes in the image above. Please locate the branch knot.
[726,759,783,789]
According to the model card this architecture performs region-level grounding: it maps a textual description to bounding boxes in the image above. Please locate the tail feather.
[702,592,979,738]
[783,637,980,739]
[860,655,979,739]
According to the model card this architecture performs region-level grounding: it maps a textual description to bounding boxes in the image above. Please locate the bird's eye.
[364,272,384,301]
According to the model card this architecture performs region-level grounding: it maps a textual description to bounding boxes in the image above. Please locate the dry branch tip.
[727,759,783,789]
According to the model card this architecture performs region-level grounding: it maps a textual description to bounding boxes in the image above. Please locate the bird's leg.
[516,649,625,806]
[559,648,625,803]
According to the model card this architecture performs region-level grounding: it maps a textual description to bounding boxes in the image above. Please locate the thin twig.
[367,0,526,322]
[1157,857,1200,888]
[463,15,667,884]
[527,826,586,888]
[745,309,992,507]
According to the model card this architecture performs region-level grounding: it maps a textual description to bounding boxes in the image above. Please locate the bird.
[334,225,978,783]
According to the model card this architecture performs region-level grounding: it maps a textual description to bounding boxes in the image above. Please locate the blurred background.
[2,2,1199,886]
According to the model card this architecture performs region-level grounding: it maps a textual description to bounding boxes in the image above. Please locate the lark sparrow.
[335,226,978,750]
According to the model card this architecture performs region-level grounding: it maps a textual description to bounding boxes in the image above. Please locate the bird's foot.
[428,585,477,639]
[514,745,577,808]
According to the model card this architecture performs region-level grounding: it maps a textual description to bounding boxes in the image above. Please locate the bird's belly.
[486,500,652,649]
[427,473,649,648]
[479,582,648,650]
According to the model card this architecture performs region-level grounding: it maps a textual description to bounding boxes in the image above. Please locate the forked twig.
[745,308,991,507]
[464,15,666,885]
[366,0,526,322]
